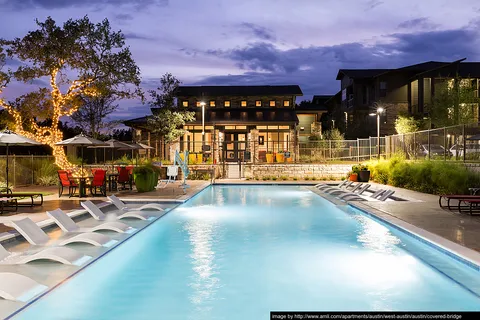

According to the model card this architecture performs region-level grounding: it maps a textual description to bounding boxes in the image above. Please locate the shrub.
[280,175,288,181]
[293,177,298,181]
[254,176,260,181]
[304,176,310,180]
[311,176,317,181]
[262,176,270,181]
[272,176,277,181]
[366,157,480,195]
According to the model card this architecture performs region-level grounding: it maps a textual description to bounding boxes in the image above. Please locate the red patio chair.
[117,167,133,190]
[58,170,78,197]
[89,169,107,196]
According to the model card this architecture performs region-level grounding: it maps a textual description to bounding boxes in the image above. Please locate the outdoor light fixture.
[370,106,385,160]
[200,101,206,162]
[300,126,305,131]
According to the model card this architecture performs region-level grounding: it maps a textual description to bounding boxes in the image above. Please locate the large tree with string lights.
[0,16,141,169]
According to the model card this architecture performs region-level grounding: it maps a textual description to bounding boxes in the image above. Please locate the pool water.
[12,186,480,319]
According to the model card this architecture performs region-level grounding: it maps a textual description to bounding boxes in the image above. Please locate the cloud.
[124,32,156,41]
[398,17,437,30]
[114,13,134,21]
[0,0,168,11]
[238,22,276,41]
[365,0,383,10]
[196,26,480,97]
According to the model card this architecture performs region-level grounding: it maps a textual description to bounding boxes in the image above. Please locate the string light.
[0,69,96,171]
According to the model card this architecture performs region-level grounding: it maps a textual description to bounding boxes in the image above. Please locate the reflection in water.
[184,214,221,313]
[354,215,401,254]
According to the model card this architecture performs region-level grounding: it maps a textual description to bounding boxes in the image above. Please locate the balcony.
[347,98,354,109]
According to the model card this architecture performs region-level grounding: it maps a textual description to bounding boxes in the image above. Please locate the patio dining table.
[69,176,93,198]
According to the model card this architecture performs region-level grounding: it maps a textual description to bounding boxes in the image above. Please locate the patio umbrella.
[55,133,107,174]
[88,139,136,168]
[118,142,154,165]
[0,128,42,190]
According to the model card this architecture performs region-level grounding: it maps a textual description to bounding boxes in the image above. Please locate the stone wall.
[243,164,351,180]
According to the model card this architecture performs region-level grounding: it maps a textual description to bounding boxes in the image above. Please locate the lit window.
[241,101,247,107]
[182,101,188,107]
[283,100,290,107]
[224,101,230,107]
[270,100,276,107]
[256,100,262,107]
[210,101,215,107]
[196,101,201,107]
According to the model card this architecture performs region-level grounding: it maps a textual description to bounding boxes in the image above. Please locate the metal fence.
[0,155,56,188]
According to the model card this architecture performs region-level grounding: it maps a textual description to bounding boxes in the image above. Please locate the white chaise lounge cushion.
[0,273,48,302]
[47,209,135,234]
[82,200,155,221]
[108,195,165,212]
[9,218,116,247]
[1,244,91,266]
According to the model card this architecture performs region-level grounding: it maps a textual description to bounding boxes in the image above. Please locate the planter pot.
[188,154,197,165]
[266,154,274,163]
[134,173,153,193]
[197,154,203,163]
[276,153,285,163]
[358,170,370,182]
[349,173,358,182]
[287,157,293,163]
[180,153,185,162]
[151,172,159,189]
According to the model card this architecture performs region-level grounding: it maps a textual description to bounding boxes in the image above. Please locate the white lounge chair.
[316,180,348,190]
[47,209,135,234]
[1,243,91,266]
[8,218,116,248]
[322,181,353,192]
[107,195,165,212]
[81,200,156,221]
[338,184,371,200]
[378,189,395,201]
[327,182,363,195]
[0,272,47,302]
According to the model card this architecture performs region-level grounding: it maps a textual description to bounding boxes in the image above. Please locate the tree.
[428,76,480,128]
[0,16,141,170]
[70,87,119,138]
[147,73,195,147]
[395,114,423,159]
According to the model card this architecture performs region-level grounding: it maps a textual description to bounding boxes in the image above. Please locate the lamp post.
[370,107,384,160]
[200,101,206,161]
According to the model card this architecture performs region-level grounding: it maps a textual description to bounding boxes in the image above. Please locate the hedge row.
[365,156,480,195]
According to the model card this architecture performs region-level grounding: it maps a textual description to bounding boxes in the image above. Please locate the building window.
[224,101,230,107]
[380,81,387,98]
[283,100,290,107]
[241,100,247,107]
[210,101,215,107]
[256,100,262,107]
[182,101,188,107]
[270,100,276,107]
[196,101,201,107]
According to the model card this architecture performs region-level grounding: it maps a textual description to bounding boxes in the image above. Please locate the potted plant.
[133,166,155,192]
[266,151,274,163]
[188,152,198,165]
[357,164,371,182]
[276,151,285,163]
[348,165,361,182]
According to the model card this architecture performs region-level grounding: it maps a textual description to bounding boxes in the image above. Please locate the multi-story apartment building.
[333,59,480,138]
[125,85,304,163]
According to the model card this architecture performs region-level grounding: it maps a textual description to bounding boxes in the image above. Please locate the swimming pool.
[11,186,480,319]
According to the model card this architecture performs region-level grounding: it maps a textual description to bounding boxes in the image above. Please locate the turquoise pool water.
[12,186,480,319]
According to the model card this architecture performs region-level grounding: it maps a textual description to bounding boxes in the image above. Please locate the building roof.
[336,59,480,81]
[175,85,303,97]
[336,69,391,80]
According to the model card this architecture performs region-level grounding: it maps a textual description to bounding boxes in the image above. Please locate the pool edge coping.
[348,201,480,272]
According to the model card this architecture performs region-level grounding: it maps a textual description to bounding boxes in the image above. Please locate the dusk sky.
[1,0,480,122]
